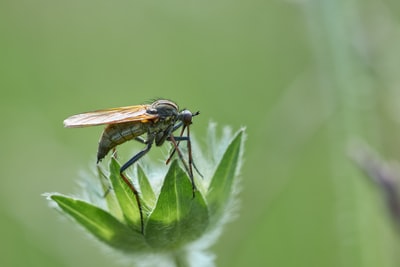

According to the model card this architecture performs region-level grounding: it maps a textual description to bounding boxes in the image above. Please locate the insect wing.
[64,104,157,127]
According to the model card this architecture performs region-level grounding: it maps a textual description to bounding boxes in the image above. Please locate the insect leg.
[119,172,144,234]
[165,125,185,165]
[134,136,147,144]
[172,121,183,132]
[120,142,153,172]
[112,147,118,160]
[119,141,153,234]
[163,122,184,162]
[166,135,203,177]
[168,135,197,198]
[181,126,203,181]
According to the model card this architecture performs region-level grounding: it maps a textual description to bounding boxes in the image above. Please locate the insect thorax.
[147,100,180,146]
[97,103,179,161]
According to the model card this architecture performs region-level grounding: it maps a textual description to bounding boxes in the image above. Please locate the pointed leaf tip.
[108,158,142,231]
[207,129,244,220]
[50,194,146,251]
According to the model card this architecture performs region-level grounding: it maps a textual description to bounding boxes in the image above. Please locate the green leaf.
[50,194,146,252]
[96,165,123,221]
[96,165,111,194]
[145,160,209,249]
[207,129,244,222]
[137,164,156,211]
[109,158,142,232]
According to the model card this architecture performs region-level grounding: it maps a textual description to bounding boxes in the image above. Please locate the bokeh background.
[2,0,400,266]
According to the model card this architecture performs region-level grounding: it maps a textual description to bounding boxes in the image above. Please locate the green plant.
[46,123,245,267]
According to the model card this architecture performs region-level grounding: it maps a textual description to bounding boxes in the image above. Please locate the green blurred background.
[2,0,400,266]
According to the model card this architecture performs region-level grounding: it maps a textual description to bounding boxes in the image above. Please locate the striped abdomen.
[97,121,148,162]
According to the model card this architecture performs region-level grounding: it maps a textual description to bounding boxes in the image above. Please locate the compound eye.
[181,110,193,125]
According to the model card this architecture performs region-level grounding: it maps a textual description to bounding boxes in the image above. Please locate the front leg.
[166,135,203,178]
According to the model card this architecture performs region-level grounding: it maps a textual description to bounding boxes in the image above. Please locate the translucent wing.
[64,104,157,128]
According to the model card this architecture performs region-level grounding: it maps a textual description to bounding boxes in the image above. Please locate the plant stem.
[173,250,189,267]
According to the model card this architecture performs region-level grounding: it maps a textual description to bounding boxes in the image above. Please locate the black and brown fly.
[63,99,200,232]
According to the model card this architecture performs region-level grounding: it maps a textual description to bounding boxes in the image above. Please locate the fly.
[64,99,200,233]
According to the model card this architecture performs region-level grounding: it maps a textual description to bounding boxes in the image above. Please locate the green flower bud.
[46,123,245,267]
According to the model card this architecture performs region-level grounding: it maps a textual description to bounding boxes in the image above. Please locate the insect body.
[64,99,200,233]
[93,101,181,165]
